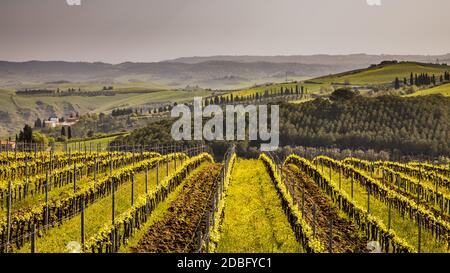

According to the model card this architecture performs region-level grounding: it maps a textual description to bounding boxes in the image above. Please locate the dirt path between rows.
[285,165,369,253]
[131,163,220,253]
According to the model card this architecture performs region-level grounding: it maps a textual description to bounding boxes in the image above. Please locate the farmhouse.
[0,140,16,150]
[44,117,59,128]
[43,116,79,128]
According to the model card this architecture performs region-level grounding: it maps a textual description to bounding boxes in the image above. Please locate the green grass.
[313,62,450,85]
[53,135,124,152]
[16,159,179,253]
[224,82,300,98]
[13,90,213,113]
[16,81,169,93]
[216,159,303,253]
[0,89,214,137]
[222,62,450,99]
[316,163,448,253]
[289,98,314,104]
[220,81,320,104]
[406,83,450,97]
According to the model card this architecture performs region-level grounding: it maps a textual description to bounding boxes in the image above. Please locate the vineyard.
[0,147,449,253]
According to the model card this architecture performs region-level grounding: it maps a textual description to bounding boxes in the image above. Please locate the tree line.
[111,93,449,158]
[394,72,450,89]
[205,85,307,106]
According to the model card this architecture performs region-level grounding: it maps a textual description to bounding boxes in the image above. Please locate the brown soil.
[131,163,221,253]
[284,165,369,253]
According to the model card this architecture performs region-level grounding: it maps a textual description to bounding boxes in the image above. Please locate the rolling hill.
[223,62,450,98]
[311,62,450,85]
[168,53,450,66]
[406,83,450,97]
[0,60,345,90]
[0,88,214,137]
[2,59,450,138]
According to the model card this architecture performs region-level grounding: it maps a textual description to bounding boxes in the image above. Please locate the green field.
[0,89,214,137]
[16,81,169,93]
[406,83,450,97]
[222,62,450,100]
[53,134,125,152]
[216,159,302,253]
[312,62,450,85]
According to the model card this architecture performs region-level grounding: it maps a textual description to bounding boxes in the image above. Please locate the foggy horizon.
[1,0,450,63]
[2,52,450,65]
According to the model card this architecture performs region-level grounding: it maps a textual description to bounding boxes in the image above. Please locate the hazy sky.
[0,0,449,63]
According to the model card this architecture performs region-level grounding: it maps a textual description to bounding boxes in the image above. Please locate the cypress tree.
[394,77,400,89]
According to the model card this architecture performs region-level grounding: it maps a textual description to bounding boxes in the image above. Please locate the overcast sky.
[0,0,449,63]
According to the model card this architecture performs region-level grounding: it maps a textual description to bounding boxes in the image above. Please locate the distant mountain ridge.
[1,54,449,89]
[166,53,450,65]
[0,60,351,89]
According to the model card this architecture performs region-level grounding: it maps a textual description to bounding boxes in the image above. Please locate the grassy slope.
[53,135,125,152]
[0,89,213,137]
[312,62,450,85]
[16,81,169,93]
[224,62,450,99]
[216,159,302,253]
[223,81,323,102]
[225,82,299,98]
[12,90,213,113]
[16,159,178,253]
[405,83,450,97]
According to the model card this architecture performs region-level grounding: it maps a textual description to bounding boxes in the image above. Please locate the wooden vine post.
[110,156,113,176]
[301,187,305,215]
[166,154,169,176]
[156,162,160,185]
[6,180,12,253]
[312,204,317,238]
[24,158,29,198]
[73,162,77,193]
[174,146,177,171]
[417,175,421,205]
[111,177,116,252]
[418,215,422,253]
[329,220,333,253]
[131,174,135,206]
[351,173,354,199]
[388,201,392,230]
[81,197,85,252]
[329,162,332,181]
[45,171,49,227]
[31,224,37,253]
[145,167,149,194]
[94,157,97,184]
[435,178,438,206]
